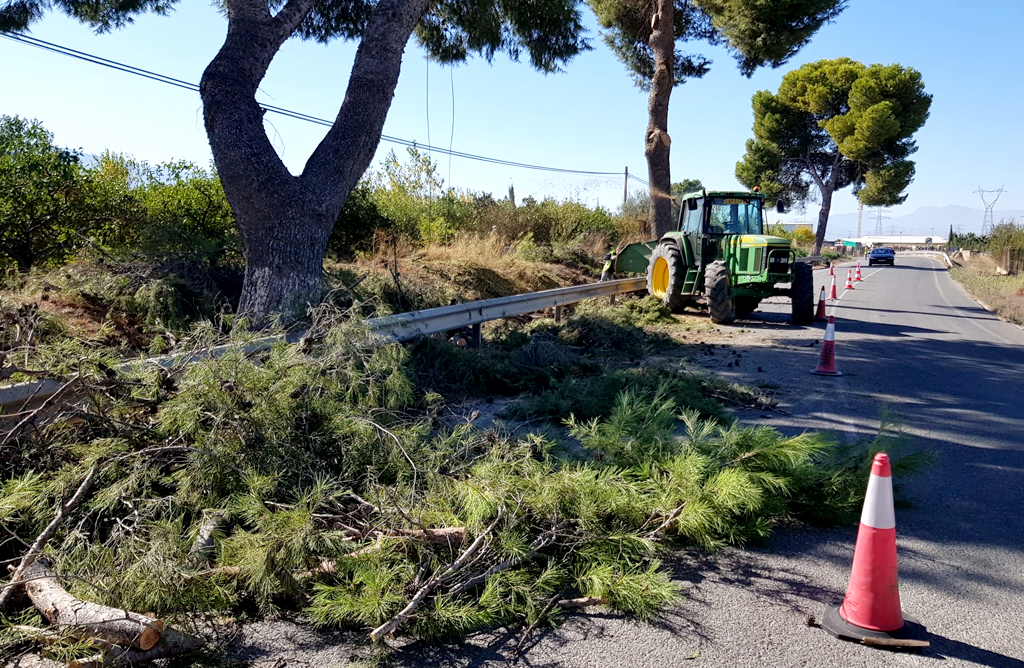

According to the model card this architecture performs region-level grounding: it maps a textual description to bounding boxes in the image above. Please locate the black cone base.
[821,605,927,644]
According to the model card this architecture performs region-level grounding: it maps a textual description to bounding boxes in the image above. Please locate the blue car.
[867,247,895,266]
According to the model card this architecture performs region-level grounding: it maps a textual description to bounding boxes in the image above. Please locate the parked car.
[867,247,896,266]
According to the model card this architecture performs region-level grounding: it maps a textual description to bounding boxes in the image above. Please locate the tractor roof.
[678,190,766,200]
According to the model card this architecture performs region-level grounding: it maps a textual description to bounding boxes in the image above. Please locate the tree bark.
[200,0,432,326]
[813,186,834,256]
[811,153,842,256]
[22,558,164,651]
[646,0,674,240]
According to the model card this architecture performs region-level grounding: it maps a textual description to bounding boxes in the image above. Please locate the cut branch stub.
[69,627,206,668]
[23,558,164,651]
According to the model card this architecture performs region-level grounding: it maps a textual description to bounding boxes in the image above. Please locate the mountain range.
[790,205,1024,238]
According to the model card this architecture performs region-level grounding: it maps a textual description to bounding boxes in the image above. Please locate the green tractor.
[615,189,814,324]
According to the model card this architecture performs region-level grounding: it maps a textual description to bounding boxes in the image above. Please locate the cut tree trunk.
[69,627,206,668]
[22,558,164,651]
[646,0,675,240]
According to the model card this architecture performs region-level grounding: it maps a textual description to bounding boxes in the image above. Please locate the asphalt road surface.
[369,255,1023,668]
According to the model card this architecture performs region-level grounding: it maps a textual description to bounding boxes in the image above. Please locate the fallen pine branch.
[0,466,97,611]
[21,558,165,651]
[446,520,571,599]
[645,503,686,540]
[369,508,504,642]
[8,624,105,648]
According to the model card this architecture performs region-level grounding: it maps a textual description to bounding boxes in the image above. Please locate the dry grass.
[328,234,592,314]
[950,256,1024,324]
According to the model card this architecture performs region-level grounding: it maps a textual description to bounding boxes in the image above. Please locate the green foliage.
[736,58,931,248]
[949,230,988,252]
[986,219,1024,254]
[407,296,681,401]
[0,115,88,271]
[590,0,844,89]
[0,305,928,645]
[508,366,722,423]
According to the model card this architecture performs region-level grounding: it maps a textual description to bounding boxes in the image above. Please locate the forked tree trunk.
[646,0,674,239]
[200,0,432,326]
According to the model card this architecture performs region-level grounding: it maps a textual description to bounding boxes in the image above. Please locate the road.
[373,255,1024,667]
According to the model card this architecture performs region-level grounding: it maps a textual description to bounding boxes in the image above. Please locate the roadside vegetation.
[1,114,932,665]
[949,220,1024,324]
[0,302,929,665]
[2,114,664,347]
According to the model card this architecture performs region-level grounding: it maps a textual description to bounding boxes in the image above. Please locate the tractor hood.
[737,235,791,246]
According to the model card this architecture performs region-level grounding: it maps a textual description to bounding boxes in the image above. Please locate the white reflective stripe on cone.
[860,473,896,530]
[824,322,836,342]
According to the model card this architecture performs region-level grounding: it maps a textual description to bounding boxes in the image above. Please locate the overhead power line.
[1,30,637,180]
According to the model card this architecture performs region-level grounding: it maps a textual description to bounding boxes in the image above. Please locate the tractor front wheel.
[647,243,689,313]
[791,262,815,324]
[705,261,735,324]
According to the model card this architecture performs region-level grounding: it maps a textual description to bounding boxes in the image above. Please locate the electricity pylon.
[974,186,1006,235]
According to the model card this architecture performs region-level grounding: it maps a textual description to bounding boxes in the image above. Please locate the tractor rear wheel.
[791,262,815,324]
[705,260,735,324]
[647,243,688,313]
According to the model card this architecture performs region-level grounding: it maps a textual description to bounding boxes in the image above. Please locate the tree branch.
[368,508,504,642]
[271,0,314,37]
[303,0,434,206]
[0,465,97,611]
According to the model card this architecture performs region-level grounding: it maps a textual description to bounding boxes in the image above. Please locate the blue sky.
[2,0,1023,237]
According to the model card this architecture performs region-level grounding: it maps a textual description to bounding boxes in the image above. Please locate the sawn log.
[22,558,164,651]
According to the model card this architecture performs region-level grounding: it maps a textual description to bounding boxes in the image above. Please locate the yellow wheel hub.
[651,257,669,298]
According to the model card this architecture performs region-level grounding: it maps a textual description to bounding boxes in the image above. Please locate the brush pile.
[0,310,926,665]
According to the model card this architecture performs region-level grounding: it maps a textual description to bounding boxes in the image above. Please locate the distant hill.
[818,205,1024,238]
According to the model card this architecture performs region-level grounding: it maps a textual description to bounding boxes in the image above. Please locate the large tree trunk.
[811,153,843,256]
[813,185,835,256]
[200,0,432,326]
[646,0,674,239]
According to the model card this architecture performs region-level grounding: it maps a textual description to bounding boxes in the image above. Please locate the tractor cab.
[615,189,813,324]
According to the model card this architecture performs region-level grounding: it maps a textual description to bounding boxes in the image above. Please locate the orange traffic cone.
[844,269,855,290]
[821,454,927,643]
[810,316,841,376]
[815,287,827,321]
[829,262,835,276]
[828,275,838,300]
[855,262,864,282]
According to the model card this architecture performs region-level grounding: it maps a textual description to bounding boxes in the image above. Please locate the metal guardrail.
[899,250,955,268]
[0,278,648,412]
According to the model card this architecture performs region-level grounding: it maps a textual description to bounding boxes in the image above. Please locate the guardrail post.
[470,323,482,347]
[609,295,616,306]
[554,305,562,323]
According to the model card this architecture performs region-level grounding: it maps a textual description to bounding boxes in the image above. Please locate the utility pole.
[857,201,863,238]
[974,185,1006,235]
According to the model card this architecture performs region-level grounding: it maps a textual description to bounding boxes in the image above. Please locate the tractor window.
[707,198,763,235]
[684,198,703,233]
